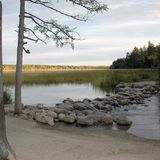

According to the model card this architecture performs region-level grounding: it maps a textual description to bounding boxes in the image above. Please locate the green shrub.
[3,90,12,104]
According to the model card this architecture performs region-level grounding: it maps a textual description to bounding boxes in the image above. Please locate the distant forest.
[110,41,160,69]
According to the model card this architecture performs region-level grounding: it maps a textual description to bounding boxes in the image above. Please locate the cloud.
[150,9,160,17]
[2,0,160,65]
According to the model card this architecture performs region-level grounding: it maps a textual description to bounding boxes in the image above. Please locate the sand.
[6,116,160,160]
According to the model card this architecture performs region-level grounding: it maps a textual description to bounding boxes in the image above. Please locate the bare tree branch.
[24,36,39,42]
[23,46,30,54]
[25,12,76,40]
[24,27,47,44]
[26,0,89,21]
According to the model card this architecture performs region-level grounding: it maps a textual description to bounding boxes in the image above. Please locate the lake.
[7,83,106,106]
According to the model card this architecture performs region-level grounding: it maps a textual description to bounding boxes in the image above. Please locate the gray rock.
[76,116,94,126]
[82,110,94,115]
[100,115,113,125]
[74,102,86,110]
[83,98,91,104]
[56,103,74,111]
[35,112,47,124]
[52,107,68,114]
[46,111,57,118]
[58,113,66,121]
[63,115,75,124]
[77,114,113,126]
[77,112,85,117]
[63,98,74,104]
[116,83,129,89]
[35,112,54,126]
[113,114,132,126]
[45,116,54,126]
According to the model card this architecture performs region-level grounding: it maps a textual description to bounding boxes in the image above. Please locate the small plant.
[3,90,12,104]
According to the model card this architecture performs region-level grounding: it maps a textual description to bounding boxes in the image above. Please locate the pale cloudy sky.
[2,0,160,65]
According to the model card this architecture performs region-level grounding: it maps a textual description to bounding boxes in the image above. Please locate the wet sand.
[6,116,160,160]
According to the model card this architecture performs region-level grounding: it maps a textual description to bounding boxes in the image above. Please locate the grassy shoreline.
[3,64,107,72]
[4,69,158,91]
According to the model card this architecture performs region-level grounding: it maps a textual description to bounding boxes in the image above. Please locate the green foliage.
[110,41,160,69]
[4,69,158,92]
[3,90,12,104]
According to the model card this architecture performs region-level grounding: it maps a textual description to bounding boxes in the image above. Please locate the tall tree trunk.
[15,0,25,114]
[0,2,17,159]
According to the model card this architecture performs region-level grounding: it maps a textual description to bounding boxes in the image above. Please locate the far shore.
[7,116,160,160]
[3,68,107,73]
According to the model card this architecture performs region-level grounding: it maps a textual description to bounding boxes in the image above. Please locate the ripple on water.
[127,96,160,140]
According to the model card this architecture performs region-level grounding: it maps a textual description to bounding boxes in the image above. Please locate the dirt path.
[6,116,160,160]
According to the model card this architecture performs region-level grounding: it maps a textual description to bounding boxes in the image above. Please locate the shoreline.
[5,81,160,140]
[7,116,160,160]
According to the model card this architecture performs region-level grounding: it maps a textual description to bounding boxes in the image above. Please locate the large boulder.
[46,111,57,118]
[76,115,94,126]
[113,114,132,126]
[58,113,66,121]
[77,114,113,126]
[100,115,113,125]
[35,112,54,126]
[45,116,54,126]
[63,115,75,124]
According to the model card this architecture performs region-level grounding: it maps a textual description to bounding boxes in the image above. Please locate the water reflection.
[7,83,105,106]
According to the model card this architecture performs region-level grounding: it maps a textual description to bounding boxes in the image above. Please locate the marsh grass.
[4,69,158,92]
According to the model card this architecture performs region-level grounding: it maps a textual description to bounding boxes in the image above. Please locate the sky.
[2,0,160,66]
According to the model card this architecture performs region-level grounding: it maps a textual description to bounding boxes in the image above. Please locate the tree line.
[110,41,160,69]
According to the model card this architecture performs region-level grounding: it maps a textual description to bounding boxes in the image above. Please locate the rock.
[46,111,57,118]
[45,116,54,126]
[36,104,45,110]
[101,115,113,125]
[35,112,47,123]
[94,98,103,101]
[56,103,74,111]
[74,102,86,110]
[34,111,54,126]
[118,99,129,106]
[58,113,66,121]
[52,107,68,114]
[113,114,132,126]
[76,116,94,126]
[76,112,85,117]
[82,110,94,115]
[83,98,91,103]
[116,83,129,89]
[63,115,75,124]
[77,114,113,126]
[63,98,74,104]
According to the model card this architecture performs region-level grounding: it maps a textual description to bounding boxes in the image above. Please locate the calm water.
[7,83,105,106]
[127,96,160,140]
[6,84,160,140]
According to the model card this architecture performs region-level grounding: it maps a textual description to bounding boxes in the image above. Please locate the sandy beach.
[6,116,160,160]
